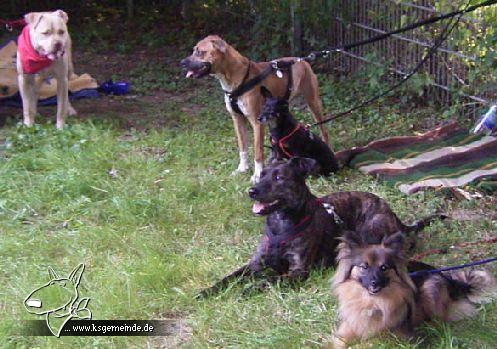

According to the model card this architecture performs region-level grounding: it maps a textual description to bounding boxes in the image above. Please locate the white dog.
[16,10,76,129]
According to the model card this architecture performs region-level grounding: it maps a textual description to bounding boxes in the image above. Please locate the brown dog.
[329,231,496,348]
[180,35,330,183]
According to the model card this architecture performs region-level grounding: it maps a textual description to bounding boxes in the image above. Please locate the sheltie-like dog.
[329,231,496,348]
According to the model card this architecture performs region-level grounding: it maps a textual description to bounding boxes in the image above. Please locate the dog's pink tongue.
[186,71,194,78]
[252,202,266,214]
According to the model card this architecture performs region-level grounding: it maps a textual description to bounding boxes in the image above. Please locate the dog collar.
[18,25,54,74]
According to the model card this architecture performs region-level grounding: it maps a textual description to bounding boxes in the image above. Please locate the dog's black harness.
[224,60,295,116]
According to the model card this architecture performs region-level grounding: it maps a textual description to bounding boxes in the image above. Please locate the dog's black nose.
[180,58,188,68]
[248,187,258,199]
[370,280,377,287]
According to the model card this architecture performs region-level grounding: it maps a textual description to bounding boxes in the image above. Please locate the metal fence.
[326,0,491,114]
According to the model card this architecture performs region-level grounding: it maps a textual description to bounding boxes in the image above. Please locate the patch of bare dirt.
[1,46,211,130]
[73,48,171,81]
[448,209,487,221]
[146,312,192,349]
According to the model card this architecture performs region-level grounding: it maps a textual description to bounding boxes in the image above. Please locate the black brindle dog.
[198,157,442,296]
[259,86,339,176]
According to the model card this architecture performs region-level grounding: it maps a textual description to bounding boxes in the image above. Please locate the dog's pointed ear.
[48,267,60,280]
[68,264,85,286]
[260,86,273,99]
[210,36,227,53]
[289,157,318,178]
[382,231,404,251]
[24,12,42,26]
[55,10,69,23]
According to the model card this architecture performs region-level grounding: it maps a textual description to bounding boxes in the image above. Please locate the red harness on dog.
[271,123,305,158]
[17,25,54,74]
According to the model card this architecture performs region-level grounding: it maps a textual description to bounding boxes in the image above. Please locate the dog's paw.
[250,173,260,184]
[231,165,249,176]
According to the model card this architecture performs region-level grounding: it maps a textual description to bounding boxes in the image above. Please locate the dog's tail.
[442,269,497,321]
[403,213,447,234]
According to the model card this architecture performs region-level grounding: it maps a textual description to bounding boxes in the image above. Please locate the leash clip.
[322,203,344,225]
[5,23,12,31]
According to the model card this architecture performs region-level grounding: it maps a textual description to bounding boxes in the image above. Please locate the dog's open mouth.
[46,50,64,61]
[185,63,211,79]
[368,286,382,295]
[36,47,65,61]
[252,200,280,215]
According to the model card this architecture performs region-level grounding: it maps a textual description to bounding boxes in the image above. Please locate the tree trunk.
[181,0,193,21]
[291,0,303,56]
[127,0,134,19]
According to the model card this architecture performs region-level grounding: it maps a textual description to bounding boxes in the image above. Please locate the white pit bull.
[16,10,77,129]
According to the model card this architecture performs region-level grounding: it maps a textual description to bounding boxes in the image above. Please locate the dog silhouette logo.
[24,263,92,337]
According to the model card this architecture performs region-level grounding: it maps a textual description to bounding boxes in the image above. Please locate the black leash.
[224,0,494,120]
[409,256,497,278]
[311,0,471,127]
[301,0,497,63]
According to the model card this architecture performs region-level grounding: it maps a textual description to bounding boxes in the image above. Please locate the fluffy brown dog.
[329,231,496,348]
[180,35,330,183]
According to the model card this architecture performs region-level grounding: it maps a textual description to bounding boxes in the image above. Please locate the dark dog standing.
[198,157,441,296]
[259,87,339,176]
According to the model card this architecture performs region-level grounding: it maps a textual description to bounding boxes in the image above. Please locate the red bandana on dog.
[17,25,53,74]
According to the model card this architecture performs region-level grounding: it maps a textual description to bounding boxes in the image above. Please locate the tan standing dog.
[181,35,330,183]
[17,10,77,129]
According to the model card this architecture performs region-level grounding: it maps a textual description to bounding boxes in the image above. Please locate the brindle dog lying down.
[197,157,443,297]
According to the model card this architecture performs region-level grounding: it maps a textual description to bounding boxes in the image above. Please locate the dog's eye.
[274,173,282,181]
[260,170,267,177]
[360,263,369,270]
[380,264,389,272]
[42,31,50,35]
[58,30,65,35]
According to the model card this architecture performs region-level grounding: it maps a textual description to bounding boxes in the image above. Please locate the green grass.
[1,67,497,348]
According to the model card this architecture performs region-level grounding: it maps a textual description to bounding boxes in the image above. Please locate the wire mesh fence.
[326,0,494,118]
